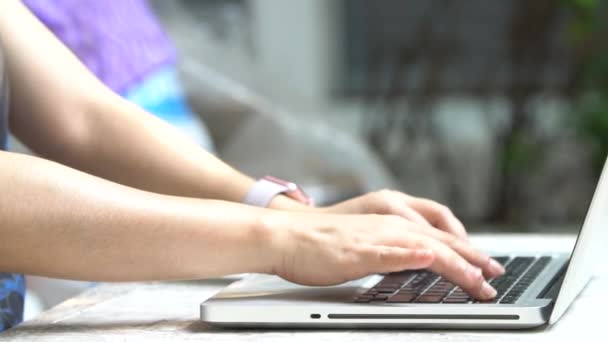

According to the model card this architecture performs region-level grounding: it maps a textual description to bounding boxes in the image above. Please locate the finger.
[367,191,433,227]
[405,197,468,240]
[359,246,435,274]
[405,224,505,278]
[397,206,433,227]
[409,233,497,300]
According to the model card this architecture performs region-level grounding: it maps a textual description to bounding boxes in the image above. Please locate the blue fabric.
[0,274,25,332]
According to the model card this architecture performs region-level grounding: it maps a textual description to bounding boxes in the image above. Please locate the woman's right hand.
[264,212,505,300]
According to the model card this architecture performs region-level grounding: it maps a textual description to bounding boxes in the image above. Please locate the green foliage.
[502,131,544,174]
[578,95,608,169]
[563,0,601,37]
[563,0,608,172]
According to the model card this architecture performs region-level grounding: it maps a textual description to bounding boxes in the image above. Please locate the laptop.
[200,157,608,329]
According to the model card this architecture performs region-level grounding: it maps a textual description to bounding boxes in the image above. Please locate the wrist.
[254,209,294,276]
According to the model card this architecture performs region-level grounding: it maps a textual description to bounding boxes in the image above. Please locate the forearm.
[0,151,275,281]
[0,0,249,202]
[0,0,308,209]
[56,97,257,203]
[80,100,313,209]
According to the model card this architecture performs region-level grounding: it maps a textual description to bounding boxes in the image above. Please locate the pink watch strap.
[243,176,313,207]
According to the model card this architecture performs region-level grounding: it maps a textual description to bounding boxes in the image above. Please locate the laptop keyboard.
[354,256,552,304]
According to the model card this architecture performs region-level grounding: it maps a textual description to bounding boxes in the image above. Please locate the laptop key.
[371,294,389,301]
[500,295,518,304]
[498,256,552,304]
[355,261,549,305]
[387,294,416,303]
[447,295,470,301]
[449,289,468,297]
[426,282,454,294]
[493,256,510,265]
[489,257,535,301]
[416,295,444,303]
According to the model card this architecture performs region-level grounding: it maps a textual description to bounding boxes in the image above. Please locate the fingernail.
[481,281,497,298]
[489,258,506,275]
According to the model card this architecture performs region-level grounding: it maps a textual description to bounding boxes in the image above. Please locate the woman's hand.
[264,211,505,300]
[320,189,468,241]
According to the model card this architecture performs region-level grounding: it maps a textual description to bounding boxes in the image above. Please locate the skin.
[0,0,504,300]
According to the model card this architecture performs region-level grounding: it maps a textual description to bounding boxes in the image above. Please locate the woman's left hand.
[319,190,468,241]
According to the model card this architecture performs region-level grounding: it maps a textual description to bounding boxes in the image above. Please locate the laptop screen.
[548,157,608,324]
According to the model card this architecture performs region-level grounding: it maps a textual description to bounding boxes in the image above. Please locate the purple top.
[24,0,177,94]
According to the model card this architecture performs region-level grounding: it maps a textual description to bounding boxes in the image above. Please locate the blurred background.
[16,0,608,318]
[149,0,608,232]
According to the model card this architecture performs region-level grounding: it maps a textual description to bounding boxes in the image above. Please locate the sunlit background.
[149,0,608,232]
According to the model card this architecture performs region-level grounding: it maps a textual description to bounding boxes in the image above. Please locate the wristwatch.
[243,175,314,207]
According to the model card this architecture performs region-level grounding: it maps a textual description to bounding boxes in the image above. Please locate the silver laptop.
[201,157,608,329]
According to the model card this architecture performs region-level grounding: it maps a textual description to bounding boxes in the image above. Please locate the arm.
[0,150,498,300]
[0,0,502,298]
[0,0,470,235]
[0,150,497,295]
[0,0,303,209]
[0,150,274,281]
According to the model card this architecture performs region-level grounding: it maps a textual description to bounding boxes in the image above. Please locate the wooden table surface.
[1,234,606,341]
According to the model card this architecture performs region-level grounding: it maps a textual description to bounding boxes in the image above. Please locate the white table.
[1,234,606,341]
